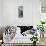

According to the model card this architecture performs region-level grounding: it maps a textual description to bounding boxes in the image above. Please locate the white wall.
[32,0,41,27]
[0,0,41,26]
[0,0,3,26]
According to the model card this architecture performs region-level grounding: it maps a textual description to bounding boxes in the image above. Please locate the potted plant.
[31,36,38,46]
[37,21,45,37]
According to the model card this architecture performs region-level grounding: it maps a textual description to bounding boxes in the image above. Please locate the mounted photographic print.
[18,6,23,18]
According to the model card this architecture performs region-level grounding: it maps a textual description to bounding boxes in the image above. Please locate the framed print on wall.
[18,6,23,18]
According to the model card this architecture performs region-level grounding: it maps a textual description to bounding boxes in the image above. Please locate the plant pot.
[33,41,36,46]
[40,32,44,37]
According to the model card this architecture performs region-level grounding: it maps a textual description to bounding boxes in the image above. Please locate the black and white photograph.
[18,6,23,18]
